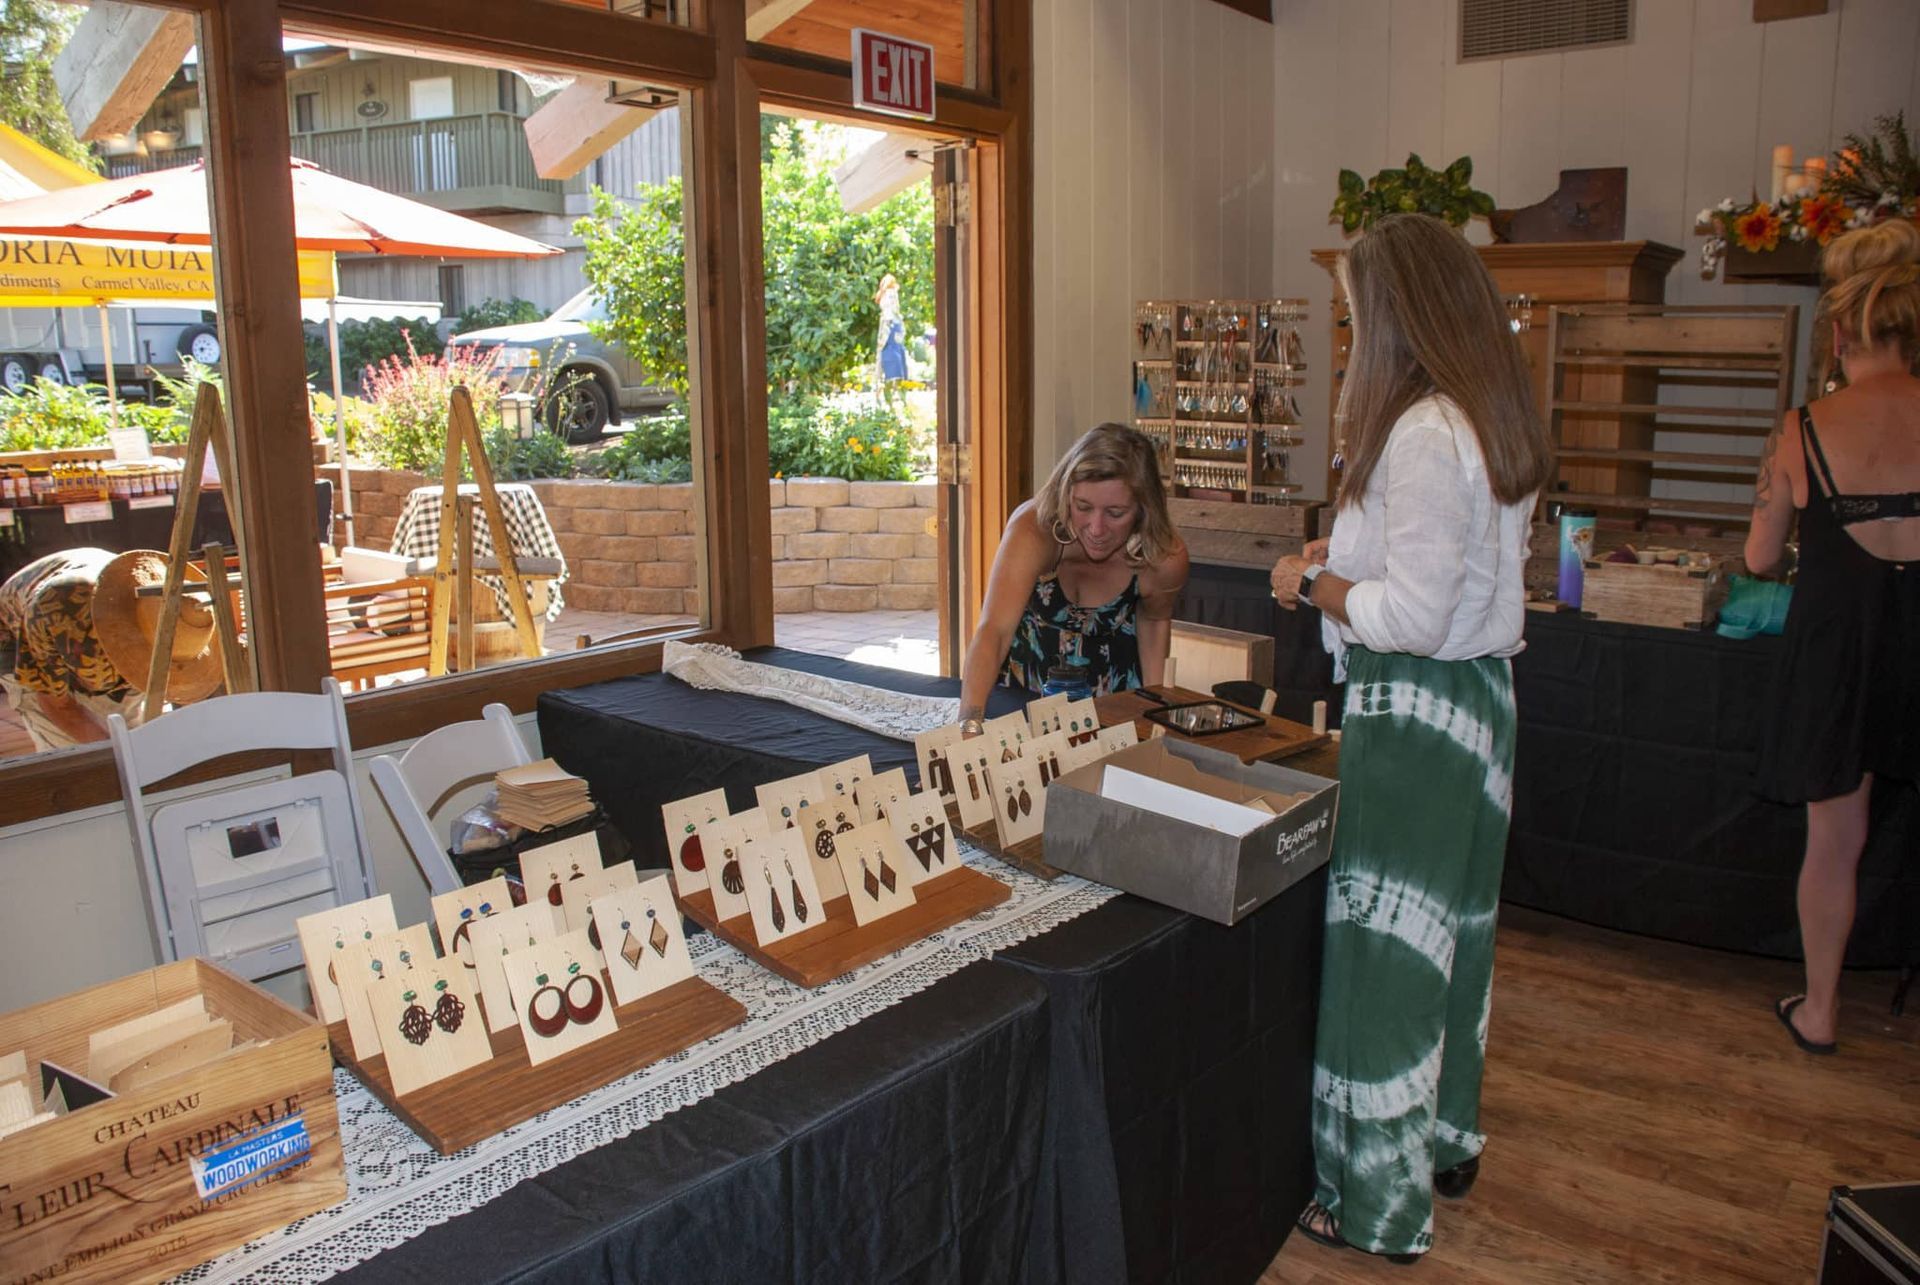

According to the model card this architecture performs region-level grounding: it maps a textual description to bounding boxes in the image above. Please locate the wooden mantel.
[1310,240,1684,500]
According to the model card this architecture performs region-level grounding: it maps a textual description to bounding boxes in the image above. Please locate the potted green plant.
[1329,154,1495,234]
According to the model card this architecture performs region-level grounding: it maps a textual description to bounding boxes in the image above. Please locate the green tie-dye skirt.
[1311,645,1516,1258]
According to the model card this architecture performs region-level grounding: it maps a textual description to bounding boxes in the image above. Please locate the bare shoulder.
[1140,537,1190,594]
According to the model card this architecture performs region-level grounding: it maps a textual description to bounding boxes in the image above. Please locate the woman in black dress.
[955,424,1188,736]
[1747,217,1920,1054]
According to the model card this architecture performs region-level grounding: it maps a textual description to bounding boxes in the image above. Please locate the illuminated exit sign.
[851,28,935,121]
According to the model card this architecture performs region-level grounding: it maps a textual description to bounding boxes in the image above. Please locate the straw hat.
[92,550,225,704]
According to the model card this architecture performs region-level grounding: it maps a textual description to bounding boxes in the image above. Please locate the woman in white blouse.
[1268,214,1551,1263]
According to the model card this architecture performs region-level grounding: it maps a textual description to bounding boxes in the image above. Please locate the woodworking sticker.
[189,1112,312,1202]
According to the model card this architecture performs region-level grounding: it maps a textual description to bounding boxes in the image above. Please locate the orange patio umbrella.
[0,156,561,540]
[0,156,562,257]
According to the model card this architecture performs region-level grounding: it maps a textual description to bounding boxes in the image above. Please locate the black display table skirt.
[1200,555,1920,969]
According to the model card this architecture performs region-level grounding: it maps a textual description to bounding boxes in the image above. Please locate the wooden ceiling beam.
[831,133,936,215]
[52,1,196,141]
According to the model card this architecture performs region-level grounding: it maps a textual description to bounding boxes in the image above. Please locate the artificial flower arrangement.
[1696,113,1920,278]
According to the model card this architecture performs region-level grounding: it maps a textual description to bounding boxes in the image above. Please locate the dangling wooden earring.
[763,864,786,932]
[861,857,881,900]
[618,917,643,970]
[398,986,433,1045]
[451,903,491,969]
[680,822,706,872]
[878,851,897,893]
[721,846,744,894]
[785,859,809,922]
[648,906,669,956]
[1005,785,1018,821]
[966,761,980,800]
[781,804,795,830]
[562,960,603,1025]
[547,878,564,907]
[527,971,568,1039]
[908,820,931,871]
[814,820,836,860]
[835,810,854,834]
[432,979,464,1032]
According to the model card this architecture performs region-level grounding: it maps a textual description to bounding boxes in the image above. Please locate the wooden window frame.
[0,0,1029,829]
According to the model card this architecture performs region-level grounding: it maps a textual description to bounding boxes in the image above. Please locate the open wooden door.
[932,144,974,677]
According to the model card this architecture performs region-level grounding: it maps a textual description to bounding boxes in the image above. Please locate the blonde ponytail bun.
[1818,219,1920,375]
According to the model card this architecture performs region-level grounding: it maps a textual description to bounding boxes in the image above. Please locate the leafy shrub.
[454,297,545,335]
[587,407,693,482]
[357,335,504,472]
[0,378,177,452]
[303,317,444,393]
[483,422,576,481]
[807,400,917,482]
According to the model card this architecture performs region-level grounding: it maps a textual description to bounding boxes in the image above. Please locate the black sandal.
[1294,1202,1421,1265]
[1775,995,1837,1055]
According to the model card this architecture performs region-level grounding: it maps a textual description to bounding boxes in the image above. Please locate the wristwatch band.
[1298,564,1326,606]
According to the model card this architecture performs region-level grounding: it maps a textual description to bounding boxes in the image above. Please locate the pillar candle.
[1770,144,1795,201]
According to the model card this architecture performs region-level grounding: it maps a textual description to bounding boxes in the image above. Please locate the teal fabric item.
[1716,575,1793,640]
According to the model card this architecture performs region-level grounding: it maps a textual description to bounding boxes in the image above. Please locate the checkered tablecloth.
[391,483,567,622]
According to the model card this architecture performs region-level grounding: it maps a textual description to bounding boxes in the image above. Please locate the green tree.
[576,117,934,400]
[0,0,99,171]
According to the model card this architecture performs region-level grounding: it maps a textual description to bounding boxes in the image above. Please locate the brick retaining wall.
[342,468,936,614]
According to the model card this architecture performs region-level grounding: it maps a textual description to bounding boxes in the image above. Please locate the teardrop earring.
[763,864,785,932]
[1018,785,1032,817]
[785,858,809,923]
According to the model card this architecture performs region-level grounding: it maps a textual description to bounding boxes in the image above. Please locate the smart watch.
[1298,564,1326,606]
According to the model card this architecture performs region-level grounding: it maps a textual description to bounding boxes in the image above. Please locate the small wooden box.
[1580,558,1729,630]
[0,959,342,1285]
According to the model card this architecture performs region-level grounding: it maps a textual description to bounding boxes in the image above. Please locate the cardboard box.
[1043,739,1337,924]
[0,958,343,1285]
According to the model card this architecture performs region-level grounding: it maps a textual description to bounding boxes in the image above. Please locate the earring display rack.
[326,974,745,1155]
[1132,298,1312,506]
[676,865,1010,989]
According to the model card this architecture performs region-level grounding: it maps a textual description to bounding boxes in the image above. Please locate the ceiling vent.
[1459,0,1633,62]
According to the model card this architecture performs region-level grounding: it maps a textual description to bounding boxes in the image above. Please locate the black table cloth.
[537,648,1026,873]
[334,960,1053,1284]
[995,879,1326,1285]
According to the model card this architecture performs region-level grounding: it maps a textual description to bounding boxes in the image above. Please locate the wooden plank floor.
[1262,906,1919,1284]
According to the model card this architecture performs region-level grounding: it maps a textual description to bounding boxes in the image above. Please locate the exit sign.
[851,28,935,121]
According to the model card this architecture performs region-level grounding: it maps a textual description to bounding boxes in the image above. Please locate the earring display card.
[561,859,639,936]
[983,712,1029,763]
[430,877,512,976]
[986,756,1047,847]
[368,955,490,1097]
[859,767,911,826]
[886,790,953,884]
[756,770,826,835]
[794,799,855,902]
[1062,699,1102,747]
[1097,721,1140,756]
[661,788,729,896]
[589,874,695,1008]
[467,901,559,1034]
[1057,727,1107,776]
[704,810,769,922]
[742,830,823,947]
[338,923,437,1061]
[1025,731,1072,788]
[296,893,399,1024]
[1025,692,1071,738]
[819,754,873,814]
[521,833,604,925]
[503,929,619,1066]
[949,737,1000,832]
[913,723,962,802]
[832,820,918,927]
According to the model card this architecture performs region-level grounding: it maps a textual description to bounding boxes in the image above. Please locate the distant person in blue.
[875,273,909,383]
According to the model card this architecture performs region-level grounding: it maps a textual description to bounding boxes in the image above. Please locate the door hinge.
[936,442,972,485]
[933,178,970,228]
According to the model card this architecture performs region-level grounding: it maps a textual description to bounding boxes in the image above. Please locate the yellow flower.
[775,471,784,479]
[849,439,865,454]
[1733,204,1783,253]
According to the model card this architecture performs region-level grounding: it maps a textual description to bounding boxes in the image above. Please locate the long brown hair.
[1814,217,1920,386]
[1035,423,1178,565]
[1335,214,1551,508]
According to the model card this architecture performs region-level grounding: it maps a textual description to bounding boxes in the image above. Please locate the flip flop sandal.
[1775,995,1837,1055]
[1296,1202,1422,1265]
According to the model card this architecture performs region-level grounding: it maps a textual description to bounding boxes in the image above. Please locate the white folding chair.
[108,677,377,982]
[370,703,531,898]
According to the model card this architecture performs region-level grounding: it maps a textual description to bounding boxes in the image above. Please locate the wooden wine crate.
[0,958,343,1285]
[1579,558,1730,630]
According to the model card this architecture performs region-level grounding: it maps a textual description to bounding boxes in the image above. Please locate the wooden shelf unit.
[1311,241,1685,503]
[1544,303,1797,530]
[1131,298,1316,509]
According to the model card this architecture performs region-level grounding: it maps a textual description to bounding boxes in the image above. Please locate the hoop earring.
[526,974,568,1039]
[1051,517,1077,546]
[563,968,604,1025]
[1124,532,1146,562]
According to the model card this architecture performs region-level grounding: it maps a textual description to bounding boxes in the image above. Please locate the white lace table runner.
[662,640,959,740]
[184,848,1117,1284]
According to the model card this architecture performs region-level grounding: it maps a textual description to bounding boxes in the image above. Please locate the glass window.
[0,1,258,764]
[289,37,705,694]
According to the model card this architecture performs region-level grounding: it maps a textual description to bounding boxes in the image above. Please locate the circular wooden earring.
[451,903,490,969]
[562,961,603,1024]
[398,987,433,1045]
[721,846,744,894]
[680,822,706,872]
[526,971,569,1039]
[814,823,836,860]
[432,979,464,1033]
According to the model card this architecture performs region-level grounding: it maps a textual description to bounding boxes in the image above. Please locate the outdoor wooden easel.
[141,382,250,723]
[427,386,543,676]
